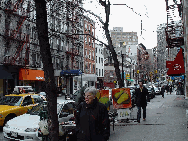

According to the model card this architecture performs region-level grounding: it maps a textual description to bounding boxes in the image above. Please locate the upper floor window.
[96,68,98,76]
[95,48,97,53]
[89,50,91,59]
[99,57,100,63]
[96,56,97,63]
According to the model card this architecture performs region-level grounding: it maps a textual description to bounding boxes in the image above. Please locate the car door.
[31,95,45,106]
[21,96,35,109]
[58,102,76,123]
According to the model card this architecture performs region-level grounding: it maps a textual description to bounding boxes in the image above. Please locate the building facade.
[0,0,84,95]
[104,27,138,88]
[95,43,104,89]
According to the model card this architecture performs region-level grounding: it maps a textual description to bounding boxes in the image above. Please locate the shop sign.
[112,88,131,109]
[36,76,44,80]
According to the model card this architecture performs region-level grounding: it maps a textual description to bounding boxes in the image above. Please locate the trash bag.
[38,120,49,136]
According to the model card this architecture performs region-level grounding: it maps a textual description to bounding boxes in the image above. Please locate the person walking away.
[75,87,110,141]
[169,85,173,94]
[165,84,169,95]
[135,80,149,123]
[161,86,165,98]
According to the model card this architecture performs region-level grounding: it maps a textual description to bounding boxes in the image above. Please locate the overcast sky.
[83,0,181,49]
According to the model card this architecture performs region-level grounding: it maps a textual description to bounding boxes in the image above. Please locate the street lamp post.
[121,52,124,87]
[121,44,126,87]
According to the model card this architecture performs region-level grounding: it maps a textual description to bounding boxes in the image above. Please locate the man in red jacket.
[135,80,149,123]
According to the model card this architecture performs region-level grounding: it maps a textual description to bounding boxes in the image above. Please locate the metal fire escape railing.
[3,0,31,67]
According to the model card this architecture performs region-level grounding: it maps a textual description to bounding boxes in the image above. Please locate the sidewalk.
[109,90,188,141]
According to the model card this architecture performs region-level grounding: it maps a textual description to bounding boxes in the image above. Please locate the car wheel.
[3,115,16,126]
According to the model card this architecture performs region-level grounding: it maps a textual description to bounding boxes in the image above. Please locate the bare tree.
[35,0,59,140]
[99,0,124,88]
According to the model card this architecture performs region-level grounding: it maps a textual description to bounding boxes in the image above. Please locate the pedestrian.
[165,84,169,95]
[161,85,165,98]
[169,85,173,94]
[75,86,110,141]
[135,80,149,123]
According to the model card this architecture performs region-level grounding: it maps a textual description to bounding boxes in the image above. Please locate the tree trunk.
[99,0,124,88]
[35,1,59,140]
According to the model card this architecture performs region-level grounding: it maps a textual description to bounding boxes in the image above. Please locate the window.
[99,69,101,76]
[89,63,91,73]
[99,57,100,63]
[85,36,87,44]
[89,50,91,59]
[93,64,95,73]
[101,49,103,54]
[85,49,87,57]
[92,51,94,60]
[22,96,33,106]
[96,68,98,76]
[89,37,91,45]
[102,69,103,76]
[96,48,97,53]
[96,56,97,63]
[85,23,87,30]
[101,58,103,66]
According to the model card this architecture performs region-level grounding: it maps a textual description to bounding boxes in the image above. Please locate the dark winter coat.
[135,86,148,107]
[161,87,165,94]
[75,98,110,141]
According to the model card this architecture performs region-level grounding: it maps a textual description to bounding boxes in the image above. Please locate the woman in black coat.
[75,87,110,141]
[135,80,149,123]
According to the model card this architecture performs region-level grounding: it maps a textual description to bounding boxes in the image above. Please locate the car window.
[28,103,61,115]
[60,102,75,115]
[22,96,33,106]
[31,95,44,103]
[0,96,23,106]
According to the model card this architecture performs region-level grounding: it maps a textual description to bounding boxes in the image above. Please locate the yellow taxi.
[0,93,45,127]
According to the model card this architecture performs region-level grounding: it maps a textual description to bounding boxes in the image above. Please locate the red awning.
[167,48,185,76]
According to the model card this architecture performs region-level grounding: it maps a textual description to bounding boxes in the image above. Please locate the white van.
[13,86,34,94]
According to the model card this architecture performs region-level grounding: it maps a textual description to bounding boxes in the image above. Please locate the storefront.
[60,69,82,95]
[75,73,97,89]
[0,65,19,96]
[19,68,45,92]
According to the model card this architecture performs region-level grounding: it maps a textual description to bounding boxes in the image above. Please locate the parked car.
[154,87,160,95]
[38,92,46,99]
[0,94,45,127]
[3,100,75,141]
[146,86,155,99]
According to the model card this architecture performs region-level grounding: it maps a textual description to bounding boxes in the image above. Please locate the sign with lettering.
[117,109,131,120]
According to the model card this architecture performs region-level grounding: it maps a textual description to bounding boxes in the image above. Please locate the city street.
[0,91,188,141]
[109,90,188,141]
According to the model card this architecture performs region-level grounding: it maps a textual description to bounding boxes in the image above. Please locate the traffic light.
[137,70,139,73]
[155,70,157,73]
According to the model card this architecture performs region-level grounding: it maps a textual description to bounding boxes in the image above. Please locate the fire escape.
[65,0,81,70]
[165,0,183,49]
[165,0,184,76]
[3,0,31,68]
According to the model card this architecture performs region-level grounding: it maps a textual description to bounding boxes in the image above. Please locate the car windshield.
[27,103,62,115]
[0,96,23,106]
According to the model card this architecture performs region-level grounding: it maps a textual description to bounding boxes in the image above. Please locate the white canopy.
[75,74,97,81]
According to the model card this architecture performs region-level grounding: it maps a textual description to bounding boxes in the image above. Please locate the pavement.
[109,90,188,141]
